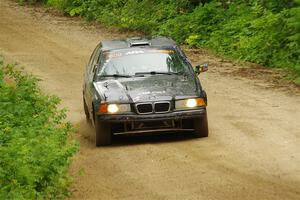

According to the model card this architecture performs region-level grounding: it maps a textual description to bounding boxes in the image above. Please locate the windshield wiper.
[99,74,132,78]
[135,71,179,76]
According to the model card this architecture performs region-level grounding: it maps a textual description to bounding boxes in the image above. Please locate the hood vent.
[127,37,150,47]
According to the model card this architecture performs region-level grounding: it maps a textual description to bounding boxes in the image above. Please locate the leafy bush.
[46,0,66,10]
[0,58,78,199]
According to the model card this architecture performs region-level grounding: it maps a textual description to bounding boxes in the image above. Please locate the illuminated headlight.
[99,103,131,114]
[175,98,206,110]
[107,104,119,113]
[186,99,197,108]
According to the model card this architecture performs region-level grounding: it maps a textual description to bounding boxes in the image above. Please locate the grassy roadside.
[0,57,79,199]
[19,0,300,85]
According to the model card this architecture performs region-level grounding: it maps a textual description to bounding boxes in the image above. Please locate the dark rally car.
[83,37,208,146]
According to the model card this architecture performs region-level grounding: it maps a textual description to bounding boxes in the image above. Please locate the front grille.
[135,101,170,114]
[154,102,170,113]
[136,103,153,114]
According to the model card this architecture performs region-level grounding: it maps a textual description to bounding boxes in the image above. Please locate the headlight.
[107,104,119,113]
[99,103,131,114]
[186,99,197,108]
[175,98,206,110]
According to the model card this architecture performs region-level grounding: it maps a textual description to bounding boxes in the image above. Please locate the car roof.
[100,37,178,51]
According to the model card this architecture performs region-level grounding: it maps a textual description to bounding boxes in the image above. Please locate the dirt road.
[0,1,299,199]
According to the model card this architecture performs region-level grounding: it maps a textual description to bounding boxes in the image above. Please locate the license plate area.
[132,120,174,130]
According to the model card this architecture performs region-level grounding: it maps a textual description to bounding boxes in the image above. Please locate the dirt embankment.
[0,1,299,199]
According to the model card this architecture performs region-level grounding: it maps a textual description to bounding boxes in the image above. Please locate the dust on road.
[0,0,299,199]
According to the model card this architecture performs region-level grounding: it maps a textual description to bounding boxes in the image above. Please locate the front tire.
[95,115,112,146]
[83,96,90,122]
[194,113,209,138]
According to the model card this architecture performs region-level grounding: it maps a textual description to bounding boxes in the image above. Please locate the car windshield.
[97,48,192,77]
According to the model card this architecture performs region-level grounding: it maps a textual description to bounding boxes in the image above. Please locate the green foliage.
[46,0,66,10]
[0,58,78,199]
[159,1,225,44]
[19,0,300,82]
[204,2,300,78]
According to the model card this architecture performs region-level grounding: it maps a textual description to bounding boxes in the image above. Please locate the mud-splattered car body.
[83,37,208,146]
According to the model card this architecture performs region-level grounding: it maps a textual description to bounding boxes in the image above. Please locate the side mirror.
[194,63,208,75]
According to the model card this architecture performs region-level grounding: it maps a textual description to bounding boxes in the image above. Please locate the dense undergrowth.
[0,58,78,199]
[20,0,300,84]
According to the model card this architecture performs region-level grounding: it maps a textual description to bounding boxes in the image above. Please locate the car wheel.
[83,96,90,121]
[194,113,209,138]
[95,114,111,146]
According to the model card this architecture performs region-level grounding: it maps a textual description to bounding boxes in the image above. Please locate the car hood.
[94,75,199,103]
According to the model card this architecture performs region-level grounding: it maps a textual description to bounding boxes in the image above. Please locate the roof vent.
[127,37,150,47]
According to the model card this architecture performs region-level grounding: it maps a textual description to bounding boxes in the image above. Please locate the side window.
[95,51,105,74]
[93,51,107,81]
[87,48,97,72]
[90,50,101,74]
[89,48,101,82]
[87,44,102,76]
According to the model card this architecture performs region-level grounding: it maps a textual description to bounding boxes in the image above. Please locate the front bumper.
[97,108,206,122]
